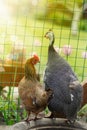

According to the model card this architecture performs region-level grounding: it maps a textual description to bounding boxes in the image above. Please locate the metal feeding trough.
[11,118,87,130]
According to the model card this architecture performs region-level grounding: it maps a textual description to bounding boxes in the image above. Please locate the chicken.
[44,29,83,124]
[18,54,53,122]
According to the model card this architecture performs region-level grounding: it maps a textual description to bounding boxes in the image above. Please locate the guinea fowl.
[18,54,53,122]
[44,29,83,124]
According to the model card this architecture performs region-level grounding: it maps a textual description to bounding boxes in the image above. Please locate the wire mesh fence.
[0,0,87,125]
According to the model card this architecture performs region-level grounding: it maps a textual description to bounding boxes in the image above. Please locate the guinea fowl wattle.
[44,29,83,124]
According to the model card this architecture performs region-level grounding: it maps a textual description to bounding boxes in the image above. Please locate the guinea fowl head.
[44,29,55,46]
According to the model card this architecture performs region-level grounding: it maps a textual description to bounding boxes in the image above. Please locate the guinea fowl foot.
[65,119,75,126]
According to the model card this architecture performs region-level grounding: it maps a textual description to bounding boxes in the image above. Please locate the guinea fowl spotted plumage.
[44,30,83,124]
[18,54,53,122]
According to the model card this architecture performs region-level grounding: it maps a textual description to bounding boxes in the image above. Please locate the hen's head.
[26,54,40,66]
[31,54,40,65]
[44,29,54,41]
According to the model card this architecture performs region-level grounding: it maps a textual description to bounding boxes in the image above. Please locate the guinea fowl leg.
[65,119,75,125]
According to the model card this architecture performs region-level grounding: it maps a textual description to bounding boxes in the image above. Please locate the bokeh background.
[0,0,87,125]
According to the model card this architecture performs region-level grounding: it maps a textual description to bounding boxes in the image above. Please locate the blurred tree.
[33,0,83,35]
[2,0,85,35]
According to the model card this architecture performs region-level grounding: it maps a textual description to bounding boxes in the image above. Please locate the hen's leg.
[34,113,38,121]
[24,111,31,123]
[34,113,43,121]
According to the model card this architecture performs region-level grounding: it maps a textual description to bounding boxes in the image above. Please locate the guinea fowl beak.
[44,34,48,38]
[44,35,46,37]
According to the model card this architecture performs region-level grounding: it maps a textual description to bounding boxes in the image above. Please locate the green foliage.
[0,96,26,125]
[78,104,87,119]
[0,16,87,81]
[0,0,87,125]
[34,0,83,26]
[80,20,87,31]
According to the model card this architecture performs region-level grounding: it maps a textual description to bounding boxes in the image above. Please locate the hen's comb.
[33,53,40,62]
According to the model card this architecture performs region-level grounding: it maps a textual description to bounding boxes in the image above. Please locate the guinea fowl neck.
[49,35,55,52]
[48,34,60,63]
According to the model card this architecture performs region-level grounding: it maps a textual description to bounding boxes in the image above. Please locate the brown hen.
[18,54,53,122]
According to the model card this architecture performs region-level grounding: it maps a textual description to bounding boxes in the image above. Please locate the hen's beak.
[37,59,40,63]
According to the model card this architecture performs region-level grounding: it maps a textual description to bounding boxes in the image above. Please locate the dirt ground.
[0,126,10,130]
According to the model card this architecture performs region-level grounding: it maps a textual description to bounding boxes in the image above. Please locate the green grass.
[0,16,87,125]
[0,16,87,81]
[0,96,26,125]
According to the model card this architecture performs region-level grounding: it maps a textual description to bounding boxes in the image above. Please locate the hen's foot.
[24,118,34,123]
[24,117,41,123]
[34,117,42,121]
